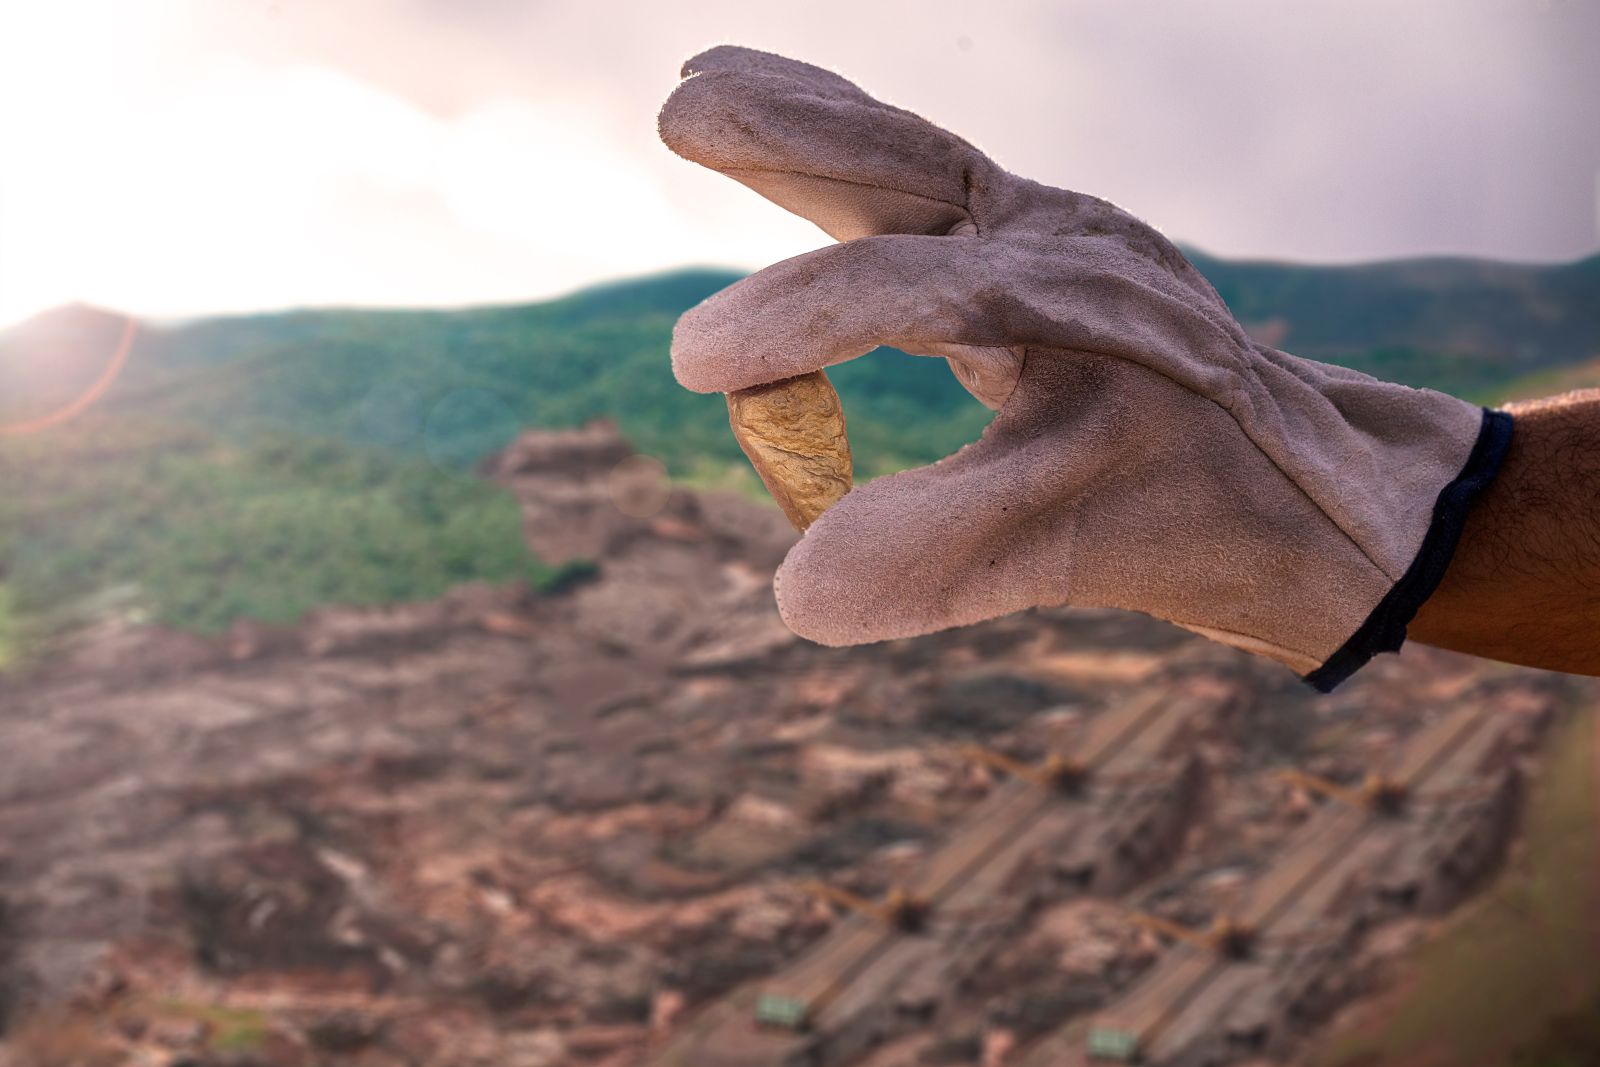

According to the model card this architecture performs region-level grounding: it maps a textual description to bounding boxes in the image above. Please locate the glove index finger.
[679,44,869,103]
[660,45,995,241]
[670,234,1014,395]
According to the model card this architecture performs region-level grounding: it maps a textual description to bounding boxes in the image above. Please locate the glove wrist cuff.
[1302,407,1514,692]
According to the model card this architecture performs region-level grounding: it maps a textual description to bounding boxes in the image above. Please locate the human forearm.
[1409,390,1600,674]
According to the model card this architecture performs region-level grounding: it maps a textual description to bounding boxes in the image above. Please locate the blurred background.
[0,3,1597,1067]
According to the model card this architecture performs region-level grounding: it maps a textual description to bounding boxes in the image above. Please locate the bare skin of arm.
[1409,389,1600,675]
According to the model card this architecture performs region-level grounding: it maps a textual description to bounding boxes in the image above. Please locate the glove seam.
[1301,407,1515,693]
[1012,271,1399,581]
[720,165,974,229]
[1014,343,1388,664]
[1165,619,1325,671]
[1021,340,1399,583]
[1221,375,1404,583]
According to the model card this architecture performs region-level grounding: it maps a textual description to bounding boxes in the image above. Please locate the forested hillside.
[2,250,1596,654]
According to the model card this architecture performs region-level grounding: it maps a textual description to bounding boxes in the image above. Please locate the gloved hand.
[658,45,1512,691]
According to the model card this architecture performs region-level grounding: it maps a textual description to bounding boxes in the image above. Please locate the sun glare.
[0,1,809,330]
[0,317,137,437]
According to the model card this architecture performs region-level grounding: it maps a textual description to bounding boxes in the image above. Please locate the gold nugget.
[726,371,853,531]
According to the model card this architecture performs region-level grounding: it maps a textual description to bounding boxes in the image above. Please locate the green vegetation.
[1509,989,1600,1067]
[95,271,991,481]
[1188,248,1600,381]
[0,271,991,652]
[1490,356,1600,406]
[153,999,271,1053]
[1317,708,1600,1067]
[0,417,547,637]
[0,583,19,668]
[1,254,1595,657]
[1334,345,1532,404]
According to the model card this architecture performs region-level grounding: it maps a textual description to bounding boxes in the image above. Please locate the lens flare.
[0,316,136,437]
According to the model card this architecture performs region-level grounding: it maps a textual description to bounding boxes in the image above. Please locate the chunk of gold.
[726,370,853,531]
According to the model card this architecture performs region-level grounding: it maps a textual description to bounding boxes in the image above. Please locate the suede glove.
[657,45,1512,691]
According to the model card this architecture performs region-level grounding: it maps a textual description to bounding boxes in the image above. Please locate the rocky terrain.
[0,421,1590,1067]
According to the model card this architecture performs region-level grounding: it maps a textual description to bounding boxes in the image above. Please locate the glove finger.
[678,44,871,102]
[660,44,1000,240]
[670,233,1030,407]
[671,230,1251,406]
[776,348,1396,665]
[776,350,1230,648]
[772,352,1084,646]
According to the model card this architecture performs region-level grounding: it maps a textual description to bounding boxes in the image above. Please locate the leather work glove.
[657,45,1513,692]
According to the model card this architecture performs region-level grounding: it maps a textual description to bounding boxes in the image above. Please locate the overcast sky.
[1,0,1596,328]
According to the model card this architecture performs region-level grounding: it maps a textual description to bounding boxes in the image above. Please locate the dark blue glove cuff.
[1303,407,1515,693]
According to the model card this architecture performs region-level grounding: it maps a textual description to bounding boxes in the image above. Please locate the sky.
[0,0,1596,329]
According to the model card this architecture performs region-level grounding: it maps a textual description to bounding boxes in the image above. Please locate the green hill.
[34,269,991,478]
[1188,249,1600,364]
[1,251,1596,652]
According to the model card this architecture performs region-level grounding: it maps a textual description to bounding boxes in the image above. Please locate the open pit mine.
[0,421,1588,1067]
